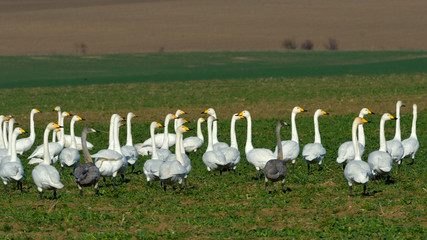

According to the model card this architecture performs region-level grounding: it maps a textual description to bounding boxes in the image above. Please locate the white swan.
[2,116,11,149]
[218,114,243,172]
[0,127,27,194]
[203,108,230,151]
[239,110,276,180]
[120,112,139,173]
[159,125,191,191]
[344,117,372,196]
[140,110,185,148]
[31,122,64,199]
[59,115,85,173]
[302,109,329,172]
[0,116,10,150]
[274,106,307,171]
[15,109,41,155]
[143,122,164,185]
[402,104,419,165]
[386,100,405,167]
[91,114,124,187]
[337,108,375,165]
[202,116,228,174]
[0,117,16,158]
[183,118,205,153]
[367,113,395,180]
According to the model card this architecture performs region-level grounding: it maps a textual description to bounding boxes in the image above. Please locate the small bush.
[301,40,314,50]
[324,38,338,50]
[282,39,297,50]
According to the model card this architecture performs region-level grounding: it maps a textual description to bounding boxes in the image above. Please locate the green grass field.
[0,51,426,239]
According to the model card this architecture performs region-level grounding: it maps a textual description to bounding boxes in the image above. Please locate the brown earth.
[0,0,426,56]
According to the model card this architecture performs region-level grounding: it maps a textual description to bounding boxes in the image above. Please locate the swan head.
[47,122,62,132]
[175,109,187,117]
[72,115,85,122]
[382,113,396,121]
[360,108,375,116]
[127,112,137,120]
[32,109,41,114]
[14,127,28,136]
[314,109,329,117]
[82,127,97,134]
[294,107,307,113]
[396,100,405,108]
[233,113,245,121]
[62,112,72,118]
[53,106,61,112]
[354,117,369,126]
[151,121,164,130]
[238,110,250,118]
[198,118,206,123]
[165,113,178,123]
[177,125,192,134]
[202,108,216,115]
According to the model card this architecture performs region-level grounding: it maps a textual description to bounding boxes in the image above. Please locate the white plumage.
[203,108,230,151]
[120,112,139,173]
[402,104,419,165]
[143,122,164,184]
[202,116,228,173]
[386,100,405,167]
[183,117,205,153]
[15,109,40,155]
[59,115,85,172]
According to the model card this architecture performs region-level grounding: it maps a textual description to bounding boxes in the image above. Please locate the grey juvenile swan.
[264,120,289,192]
[74,127,101,196]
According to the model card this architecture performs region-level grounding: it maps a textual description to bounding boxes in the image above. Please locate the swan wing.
[246,148,275,169]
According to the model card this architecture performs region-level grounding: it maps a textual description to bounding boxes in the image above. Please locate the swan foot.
[408,158,415,165]
[264,181,268,190]
[79,189,83,196]
[318,165,323,171]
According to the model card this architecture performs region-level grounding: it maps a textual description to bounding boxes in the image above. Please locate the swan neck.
[108,116,115,150]
[70,119,77,148]
[113,120,122,153]
[357,124,365,146]
[29,111,36,141]
[379,118,387,151]
[43,127,52,165]
[276,124,284,160]
[196,119,204,141]
[7,119,14,154]
[126,117,133,146]
[161,116,170,149]
[0,118,5,149]
[394,105,401,141]
[230,117,238,149]
[245,114,254,154]
[206,118,214,152]
[9,130,20,162]
[150,124,158,159]
[291,111,299,143]
[175,130,185,165]
[314,113,321,144]
[82,131,93,163]
[411,109,417,138]
[2,122,8,148]
[352,120,362,160]
[212,113,219,144]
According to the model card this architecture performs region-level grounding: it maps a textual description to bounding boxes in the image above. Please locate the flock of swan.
[0,101,420,199]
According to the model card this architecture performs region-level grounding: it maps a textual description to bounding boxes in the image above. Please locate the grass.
[0,51,427,88]
[0,51,426,238]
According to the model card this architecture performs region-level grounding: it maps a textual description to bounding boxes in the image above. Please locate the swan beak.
[78,117,85,121]
[322,110,329,115]
[202,110,209,114]
[4,116,10,121]
[20,129,28,134]
[213,117,218,121]
[183,126,191,131]
[389,114,396,120]
[121,117,126,121]
[133,114,137,118]
[362,118,370,123]
[157,123,164,128]
[36,109,41,113]
[201,118,206,122]
[172,115,178,119]
[184,119,190,123]
[52,107,58,111]
[238,112,244,116]
[65,112,72,116]
[402,104,406,107]
[299,107,306,112]
[181,110,187,115]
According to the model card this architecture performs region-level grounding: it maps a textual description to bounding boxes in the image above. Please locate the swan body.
[337,108,375,164]
[218,114,244,171]
[203,108,230,151]
[239,110,276,179]
[74,127,100,195]
[274,107,307,170]
[302,109,329,172]
[31,123,64,199]
[264,121,289,191]
[120,112,139,172]
[402,104,419,165]
[59,115,84,171]
[155,113,178,161]
[367,113,396,178]
[183,118,205,153]
[92,114,124,186]
[386,101,405,166]
[28,111,71,164]
[159,125,191,190]
[15,109,40,155]
[202,116,228,173]
[0,127,27,193]
[344,117,372,196]
[143,122,164,184]
[140,110,185,148]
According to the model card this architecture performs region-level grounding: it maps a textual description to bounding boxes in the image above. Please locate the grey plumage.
[74,127,100,196]
[264,121,289,192]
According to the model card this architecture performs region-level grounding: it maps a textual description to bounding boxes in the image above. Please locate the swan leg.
[39,191,43,200]
[3,184,7,194]
[292,163,295,173]
[408,156,415,165]
[257,170,261,180]
[53,189,57,199]
[318,164,323,171]
[363,184,367,195]
[349,186,353,197]
[306,163,310,174]
[162,183,167,192]
[281,179,285,192]
[121,173,125,183]
[61,166,64,176]
[264,177,268,190]
[18,182,23,192]
[146,180,151,186]
[103,177,107,187]
[113,177,116,188]
[94,182,99,196]
[78,184,83,196]
[184,178,188,190]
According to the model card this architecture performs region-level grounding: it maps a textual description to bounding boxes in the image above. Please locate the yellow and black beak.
[322,110,329,115]
[157,123,164,128]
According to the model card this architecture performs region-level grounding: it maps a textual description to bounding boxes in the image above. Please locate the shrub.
[282,38,297,50]
[324,38,338,50]
[301,40,314,50]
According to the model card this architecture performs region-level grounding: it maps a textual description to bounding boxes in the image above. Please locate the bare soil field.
[0,0,426,55]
